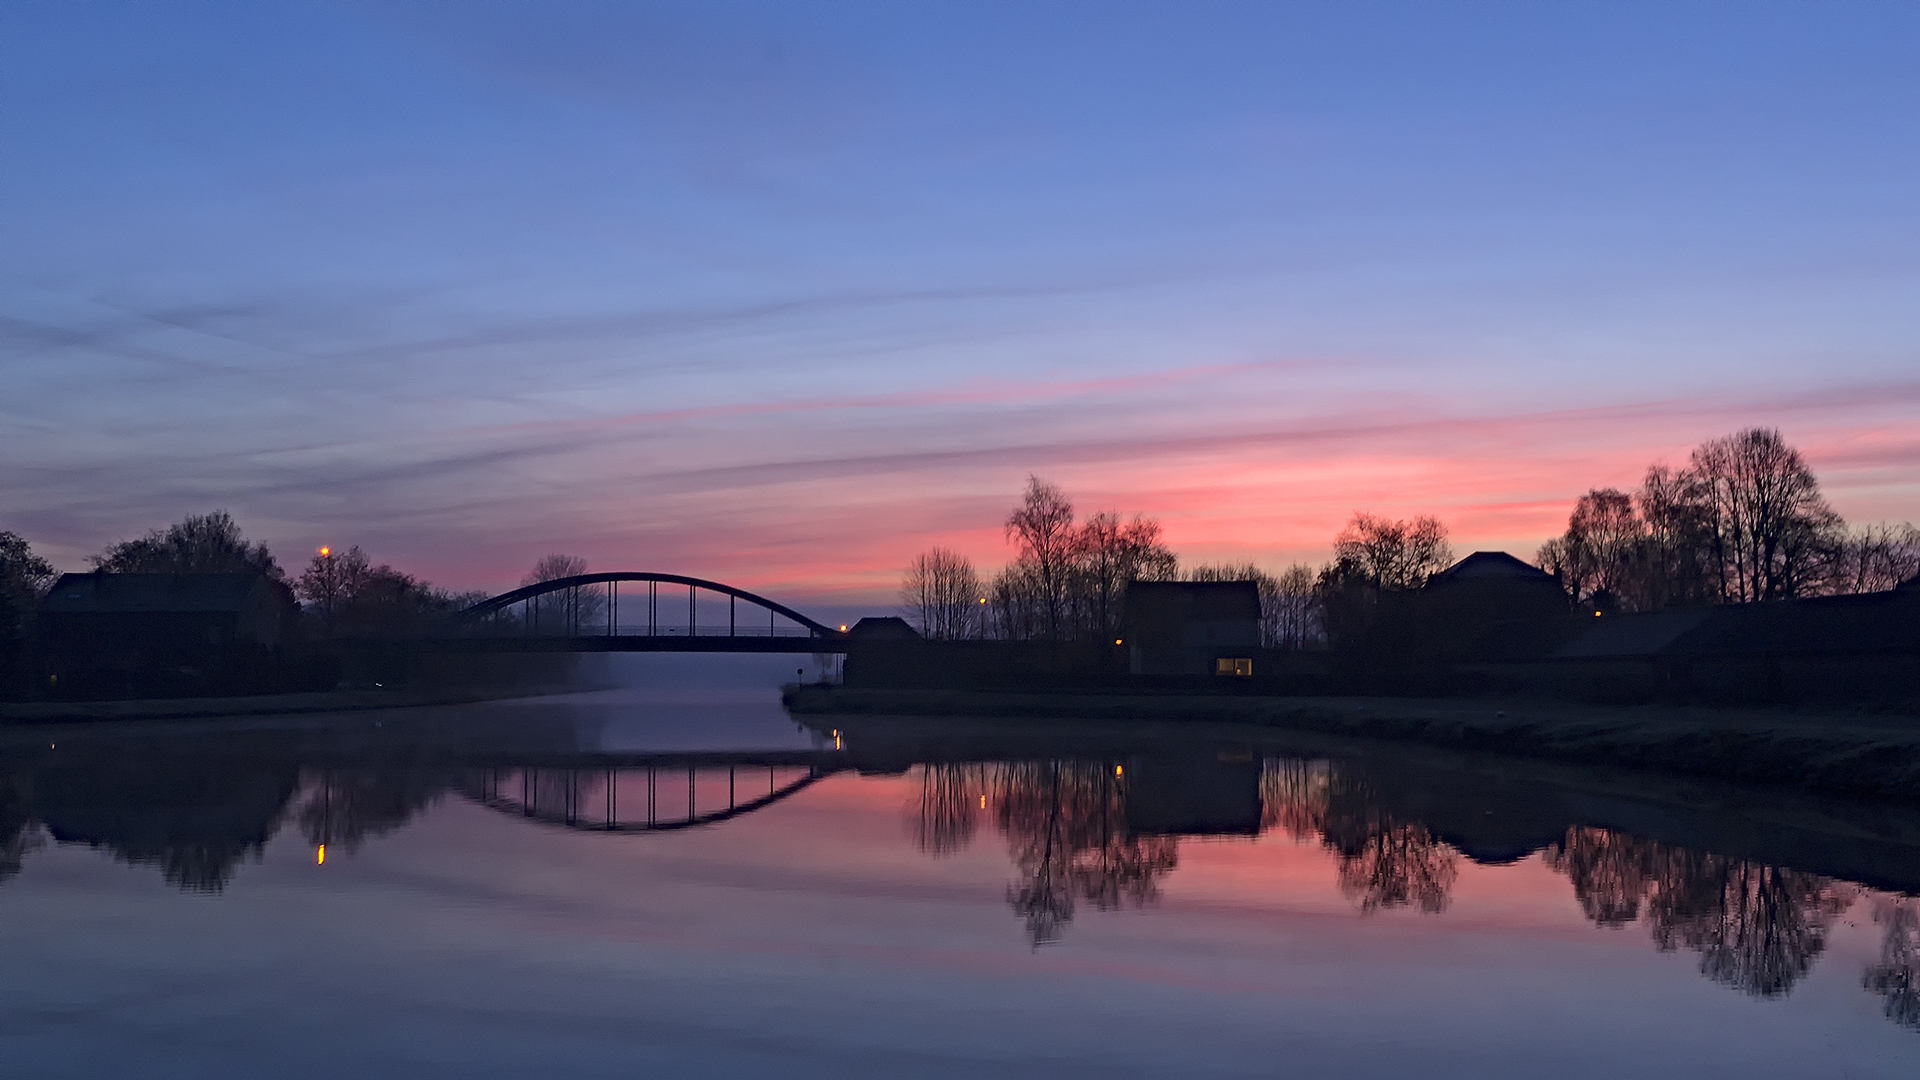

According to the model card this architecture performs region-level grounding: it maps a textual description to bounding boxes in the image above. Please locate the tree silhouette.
[987,478,1178,643]
[1317,513,1451,655]
[1690,428,1843,603]
[0,531,56,695]
[295,544,471,636]
[1329,513,1452,591]
[901,549,983,640]
[92,510,283,579]
[1073,512,1177,639]
[1003,477,1078,641]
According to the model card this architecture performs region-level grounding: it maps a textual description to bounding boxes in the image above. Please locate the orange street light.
[318,546,331,557]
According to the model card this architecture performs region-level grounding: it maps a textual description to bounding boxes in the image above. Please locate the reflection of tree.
[1262,759,1458,914]
[910,764,983,857]
[0,772,43,884]
[1544,827,1662,926]
[1547,828,1854,998]
[1329,823,1458,914]
[1259,759,1331,839]
[994,762,1178,946]
[297,768,456,851]
[1863,898,1920,1030]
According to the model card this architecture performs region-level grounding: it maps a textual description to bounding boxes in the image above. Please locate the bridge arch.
[455,572,844,642]
[464,763,833,833]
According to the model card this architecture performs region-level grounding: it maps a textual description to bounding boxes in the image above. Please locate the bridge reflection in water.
[466,762,831,832]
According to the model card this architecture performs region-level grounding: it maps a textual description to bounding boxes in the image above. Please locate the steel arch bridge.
[448,572,851,653]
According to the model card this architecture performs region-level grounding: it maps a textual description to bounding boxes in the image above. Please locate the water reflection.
[1868,898,1920,1030]
[1,718,1917,1033]
[1259,759,1458,914]
[1547,828,1856,997]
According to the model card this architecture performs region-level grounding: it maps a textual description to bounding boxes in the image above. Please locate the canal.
[2,661,1916,1078]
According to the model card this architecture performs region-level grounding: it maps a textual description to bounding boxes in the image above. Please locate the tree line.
[0,509,601,683]
[903,427,1919,644]
[901,476,1332,648]
[1537,427,1920,612]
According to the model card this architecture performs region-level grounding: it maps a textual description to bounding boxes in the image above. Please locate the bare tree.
[989,560,1047,641]
[901,547,983,639]
[295,545,467,636]
[1075,512,1177,638]
[522,553,602,633]
[1269,563,1322,650]
[1330,513,1452,590]
[1633,464,1716,610]
[1005,476,1077,640]
[1689,428,1842,602]
[1828,523,1920,595]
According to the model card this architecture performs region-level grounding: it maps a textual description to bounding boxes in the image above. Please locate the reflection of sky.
[3,774,1916,1078]
[4,3,1919,603]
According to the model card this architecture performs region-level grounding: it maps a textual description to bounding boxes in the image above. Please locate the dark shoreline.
[0,685,567,725]
[784,685,1920,801]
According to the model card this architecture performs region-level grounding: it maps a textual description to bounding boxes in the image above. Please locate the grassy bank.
[784,685,1920,801]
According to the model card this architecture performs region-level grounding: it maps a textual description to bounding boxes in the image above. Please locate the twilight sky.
[3,1,1917,606]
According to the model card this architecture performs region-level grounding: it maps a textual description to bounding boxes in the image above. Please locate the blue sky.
[3,1,1916,602]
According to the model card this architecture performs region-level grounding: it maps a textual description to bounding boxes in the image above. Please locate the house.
[1541,584,1920,702]
[38,572,299,696]
[1412,552,1573,662]
[1122,580,1261,676]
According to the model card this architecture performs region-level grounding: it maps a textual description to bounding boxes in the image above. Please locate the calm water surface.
[3,668,1918,1078]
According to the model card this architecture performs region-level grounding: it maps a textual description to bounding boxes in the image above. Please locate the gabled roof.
[1427,551,1558,585]
[39,573,281,615]
[850,616,921,639]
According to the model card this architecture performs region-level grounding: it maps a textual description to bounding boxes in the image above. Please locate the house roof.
[1553,588,1920,659]
[1428,551,1558,585]
[1125,580,1261,621]
[849,616,921,639]
[39,573,282,615]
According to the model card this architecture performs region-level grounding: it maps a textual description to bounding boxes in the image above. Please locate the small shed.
[1122,580,1260,676]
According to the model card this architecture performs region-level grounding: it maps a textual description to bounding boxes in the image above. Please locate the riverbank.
[783,685,1920,801]
[0,686,555,725]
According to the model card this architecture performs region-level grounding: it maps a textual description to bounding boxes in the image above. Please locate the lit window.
[1216,657,1253,677]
